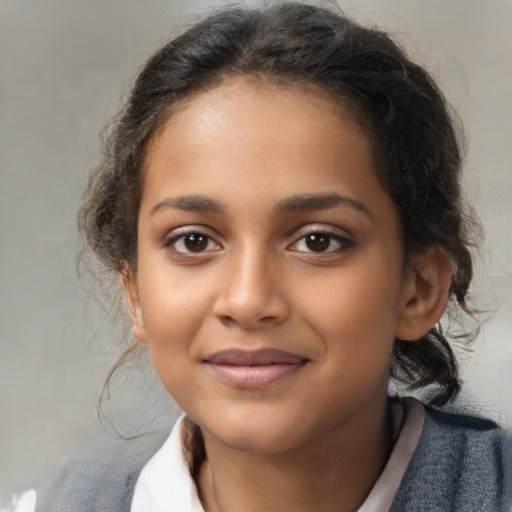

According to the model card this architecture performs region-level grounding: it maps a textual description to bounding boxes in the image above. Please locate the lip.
[203,348,308,389]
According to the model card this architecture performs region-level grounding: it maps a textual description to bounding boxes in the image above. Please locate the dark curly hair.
[79,1,479,407]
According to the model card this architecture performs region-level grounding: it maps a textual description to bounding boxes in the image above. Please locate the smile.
[203,349,309,389]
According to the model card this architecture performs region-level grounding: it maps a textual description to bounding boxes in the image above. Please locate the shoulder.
[36,430,169,512]
[422,405,507,452]
[392,405,512,512]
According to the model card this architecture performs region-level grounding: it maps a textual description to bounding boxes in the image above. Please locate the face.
[125,78,416,455]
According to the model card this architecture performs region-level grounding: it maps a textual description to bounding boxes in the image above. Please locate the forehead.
[139,76,400,250]
[143,78,376,191]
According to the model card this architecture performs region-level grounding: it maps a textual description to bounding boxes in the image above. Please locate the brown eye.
[304,234,331,252]
[167,231,220,254]
[184,233,208,252]
[290,229,353,256]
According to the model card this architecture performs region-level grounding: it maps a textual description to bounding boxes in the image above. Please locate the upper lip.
[204,348,308,365]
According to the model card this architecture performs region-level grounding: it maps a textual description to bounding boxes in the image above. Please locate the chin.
[198,409,304,455]
[213,427,295,455]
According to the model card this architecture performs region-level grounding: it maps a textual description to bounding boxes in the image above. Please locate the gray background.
[1,0,511,501]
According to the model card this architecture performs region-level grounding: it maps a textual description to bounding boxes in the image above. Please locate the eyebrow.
[276,193,372,218]
[149,195,225,216]
[149,192,371,218]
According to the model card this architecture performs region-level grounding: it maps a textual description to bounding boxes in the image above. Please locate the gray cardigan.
[38,407,512,512]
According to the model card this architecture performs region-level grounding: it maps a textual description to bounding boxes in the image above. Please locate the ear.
[120,268,148,343]
[395,247,452,341]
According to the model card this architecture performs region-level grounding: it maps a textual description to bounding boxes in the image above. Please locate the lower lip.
[205,362,305,389]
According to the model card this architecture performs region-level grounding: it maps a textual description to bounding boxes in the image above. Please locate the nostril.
[218,314,236,326]
[217,312,281,329]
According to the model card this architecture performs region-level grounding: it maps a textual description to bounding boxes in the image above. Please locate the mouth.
[203,348,309,389]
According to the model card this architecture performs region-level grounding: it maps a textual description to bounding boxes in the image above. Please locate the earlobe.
[120,269,148,343]
[395,247,452,341]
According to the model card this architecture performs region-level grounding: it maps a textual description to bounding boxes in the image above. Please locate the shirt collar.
[132,398,425,512]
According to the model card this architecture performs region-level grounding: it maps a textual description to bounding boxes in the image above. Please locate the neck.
[196,398,392,512]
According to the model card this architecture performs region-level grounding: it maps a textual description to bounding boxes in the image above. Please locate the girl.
[38,2,511,511]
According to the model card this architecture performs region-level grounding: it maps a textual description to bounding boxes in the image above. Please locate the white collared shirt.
[131,399,425,512]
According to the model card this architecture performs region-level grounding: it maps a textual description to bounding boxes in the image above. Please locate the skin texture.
[122,78,451,511]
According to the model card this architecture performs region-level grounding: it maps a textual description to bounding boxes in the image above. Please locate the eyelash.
[164,228,221,255]
[163,226,354,258]
[288,228,354,256]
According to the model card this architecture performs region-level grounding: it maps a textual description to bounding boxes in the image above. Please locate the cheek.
[137,253,215,335]
[297,261,402,372]
[302,268,401,337]
[136,269,214,384]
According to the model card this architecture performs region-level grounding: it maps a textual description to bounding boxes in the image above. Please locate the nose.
[213,247,290,329]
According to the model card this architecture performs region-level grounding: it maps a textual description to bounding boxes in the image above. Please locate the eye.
[166,231,221,254]
[290,229,353,255]
[301,233,335,252]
